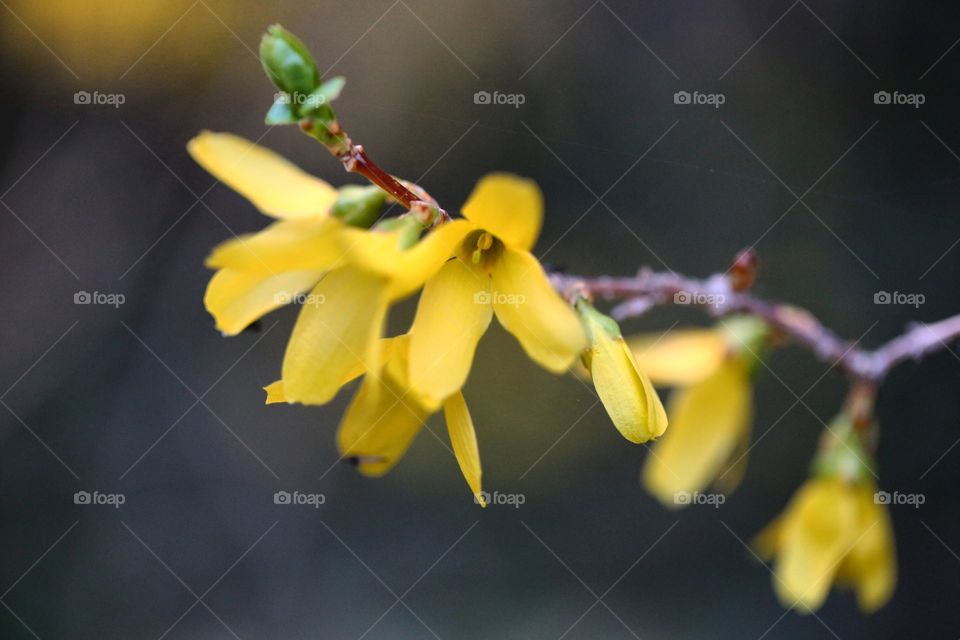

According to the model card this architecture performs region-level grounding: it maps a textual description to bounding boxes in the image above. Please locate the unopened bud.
[331,185,386,228]
[260,25,319,96]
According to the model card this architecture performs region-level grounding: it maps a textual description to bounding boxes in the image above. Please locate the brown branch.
[300,119,448,225]
[550,250,960,383]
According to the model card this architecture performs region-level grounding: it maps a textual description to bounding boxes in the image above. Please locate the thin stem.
[302,118,444,220]
[343,145,420,209]
[550,253,960,384]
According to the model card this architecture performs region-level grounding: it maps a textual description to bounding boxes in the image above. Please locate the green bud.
[331,185,386,228]
[260,25,319,96]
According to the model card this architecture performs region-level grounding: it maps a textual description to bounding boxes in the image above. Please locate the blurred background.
[2,1,959,638]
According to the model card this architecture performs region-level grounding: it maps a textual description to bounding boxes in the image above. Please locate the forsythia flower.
[753,474,895,613]
[633,317,768,506]
[193,136,582,502]
[405,174,586,401]
[189,131,471,404]
[577,300,667,443]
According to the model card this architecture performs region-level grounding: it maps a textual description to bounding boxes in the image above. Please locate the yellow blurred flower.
[754,475,895,613]
[405,174,586,401]
[635,318,767,506]
[754,408,895,613]
[578,300,667,443]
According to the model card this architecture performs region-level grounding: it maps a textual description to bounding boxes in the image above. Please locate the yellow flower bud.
[578,301,668,443]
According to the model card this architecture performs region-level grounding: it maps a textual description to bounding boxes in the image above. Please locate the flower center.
[471,232,494,264]
[460,230,502,271]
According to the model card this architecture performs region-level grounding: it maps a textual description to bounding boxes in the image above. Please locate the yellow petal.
[642,358,752,506]
[379,335,443,411]
[281,267,388,405]
[203,268,323,336]
[773,478,857,613]
[753,516,784,562]
[188,131,338,219]
[263,381,286,404]
[336,375,430,477]
[408,258,492,400]
[490,247,586,372]
[339,219,473,299]
[206,217,347,275]
[590,332,668,443]
[838,487,896,612]
[443,391,485,506]
[461,173,543,251]
[628,329,729,386]
[263,335,405,405]
[713,426,751,495]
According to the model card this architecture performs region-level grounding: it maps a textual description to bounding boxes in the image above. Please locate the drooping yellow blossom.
[577,300,667,443]
[754,475,896,613]
[333,335,486,506]
[406,174,587,401]
[189,131,472,404]
[637,317,768,506]
[753,410,895,613]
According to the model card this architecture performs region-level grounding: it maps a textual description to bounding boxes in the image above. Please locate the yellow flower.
[636,318,766,506]
[754,475,896,613]
[406,174,587,401]
[578,301,667,443]
[333,335,486,506]
[189,131,471,404]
